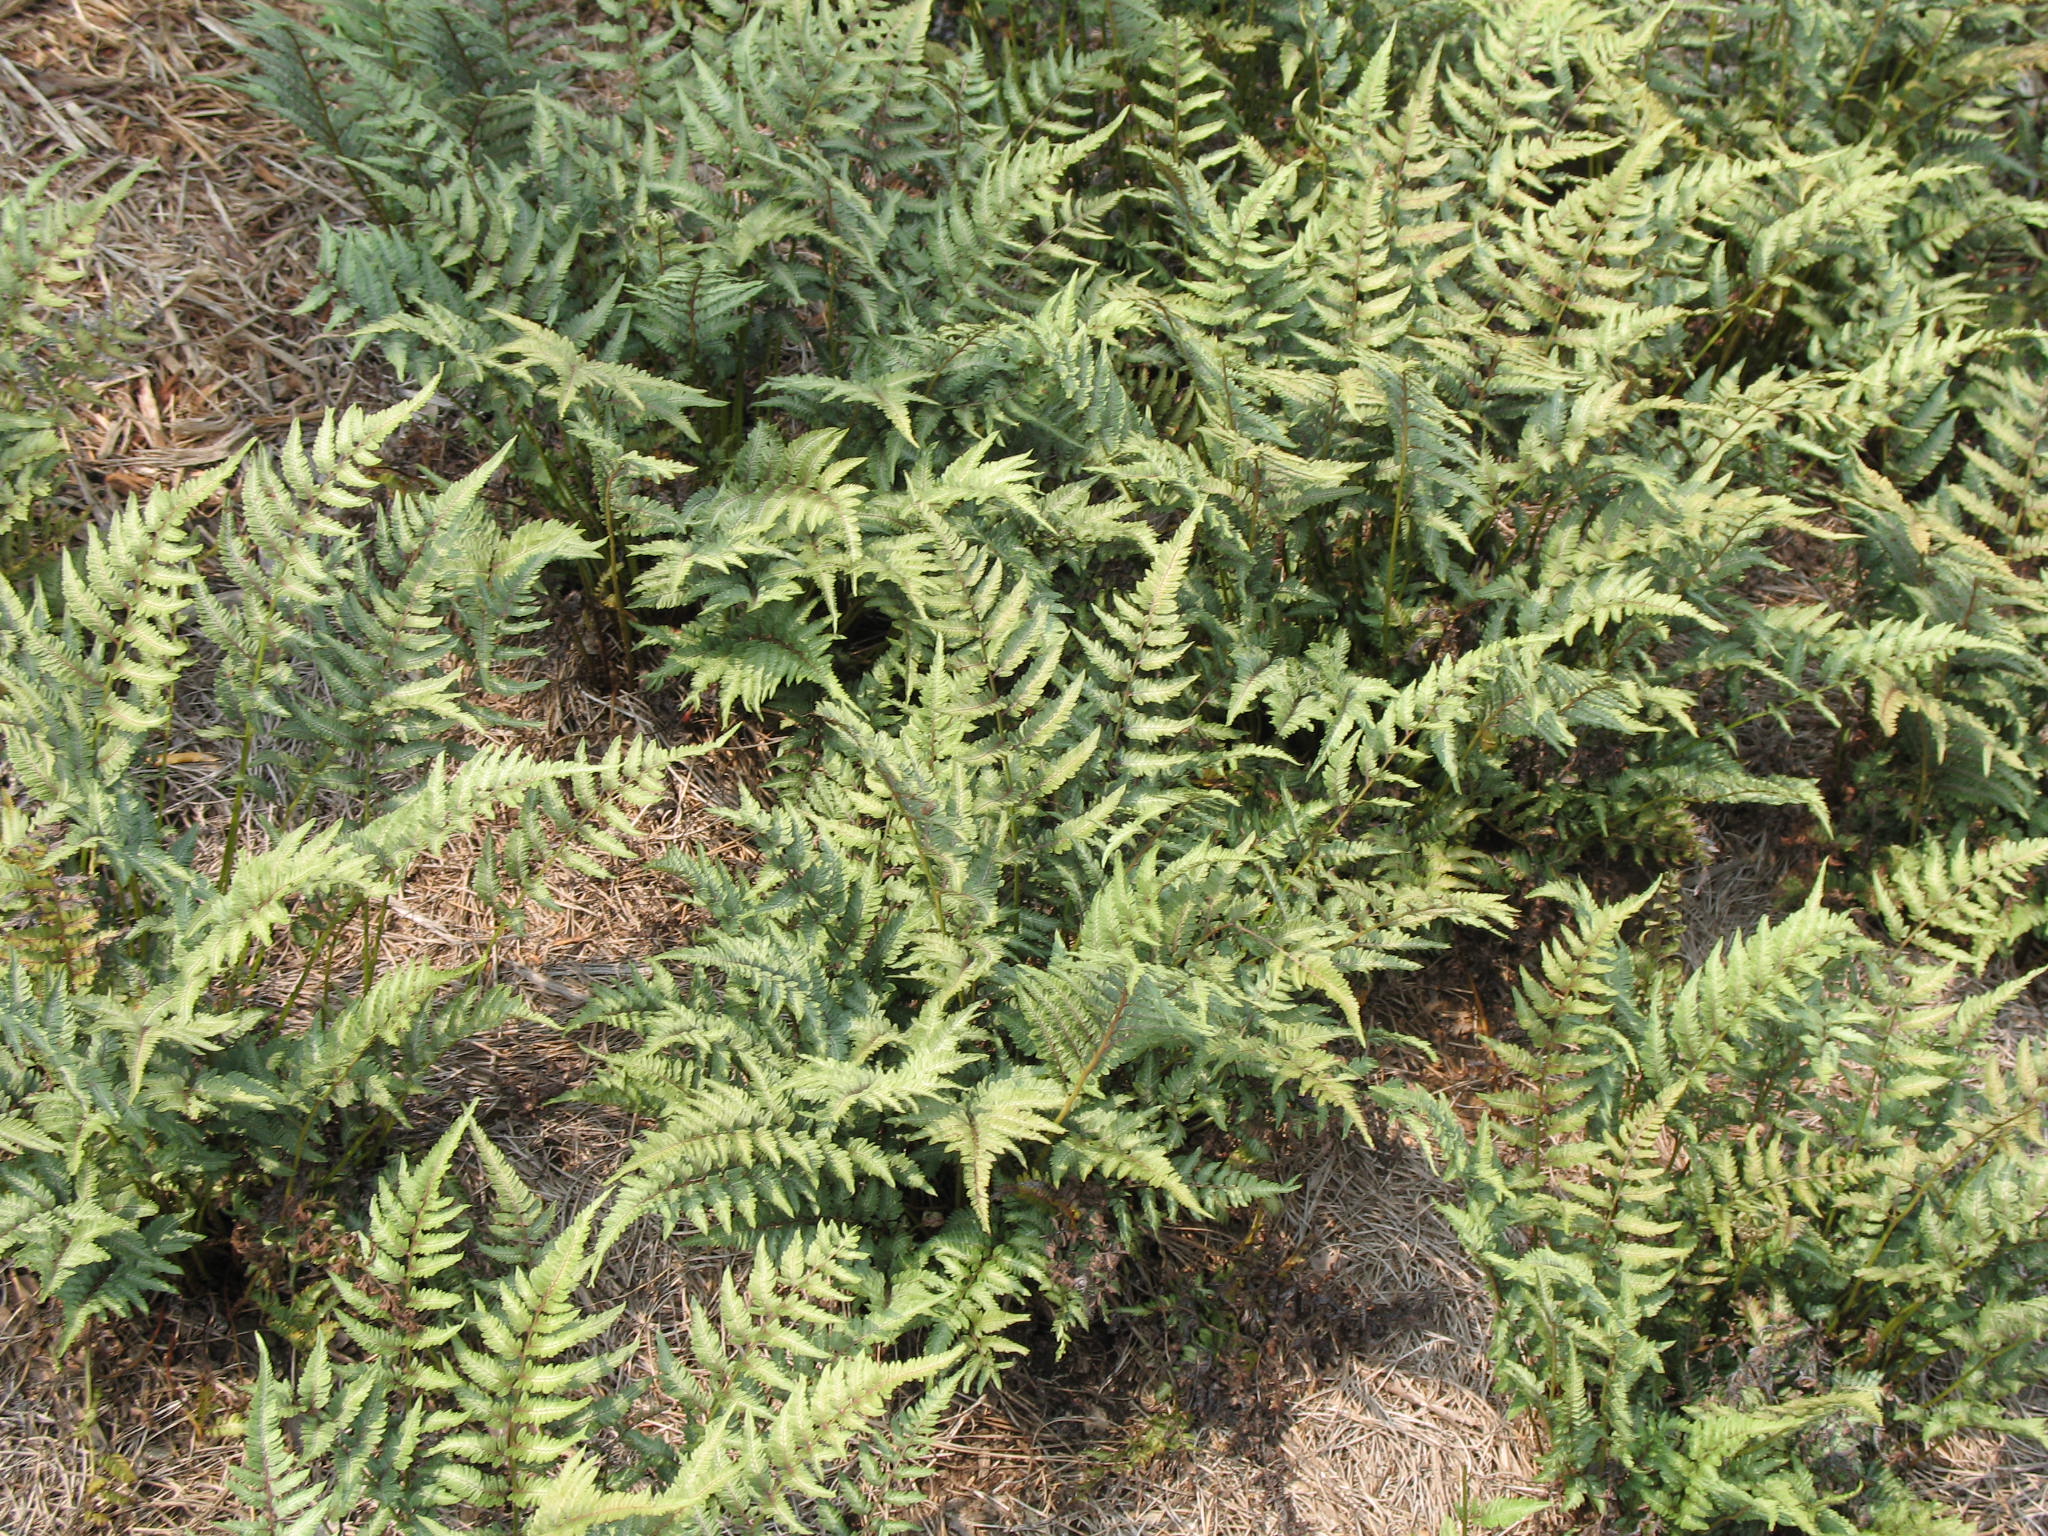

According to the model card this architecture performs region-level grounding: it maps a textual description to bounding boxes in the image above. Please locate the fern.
[0,387,630,1340]
[230,1122,956,1534]
[0,2,2022,1531]
[0,167,138,570]
[1393,864,2048,1531]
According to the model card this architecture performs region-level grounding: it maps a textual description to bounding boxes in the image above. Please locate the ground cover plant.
[2,0,2047,1530]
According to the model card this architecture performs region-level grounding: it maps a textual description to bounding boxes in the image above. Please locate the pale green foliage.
[0,387,667,1341]
[1389,866,2048,1531]
[0,0,2031,1531]
[247,0,2048,856]
[225,1117,956,1535]
[1949,339,2048,557]
[0,166,136,566]
[573,495,1530,1370]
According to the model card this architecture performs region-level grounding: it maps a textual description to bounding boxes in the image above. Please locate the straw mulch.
[5,4,2045,1536]
[1,1278,246,1536]
[914,1131,1559,1536]
[1913,1390,2048,1536]
[1,0,381,508]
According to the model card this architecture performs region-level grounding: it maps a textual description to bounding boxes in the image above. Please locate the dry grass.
[915,1133,1557,1536]
[1679,804,1823,966]
[1,0,386,508]
[1913,1390,2048,1536]
[240,709,769,1008]
[0,1276,247,1536]
[5,5,2047,1536]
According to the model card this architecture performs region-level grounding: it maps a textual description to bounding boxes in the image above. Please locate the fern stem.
[1842,0,1899,118]
[872,765,954,946]
[597,452,635,677]
[275,893,370,1027]
[1051,983,1135,1130]
[1838,1097,2043,1330]
[218,626,274,892]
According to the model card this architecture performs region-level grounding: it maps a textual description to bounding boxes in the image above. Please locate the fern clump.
[246,0,2048,864]
[0,167,137,572]
[0,0,2037,1528]
[576,518,1481,1365]
[0,386,664,1341]
[1391,859,2048,1533]
[227,1115,956,1534]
